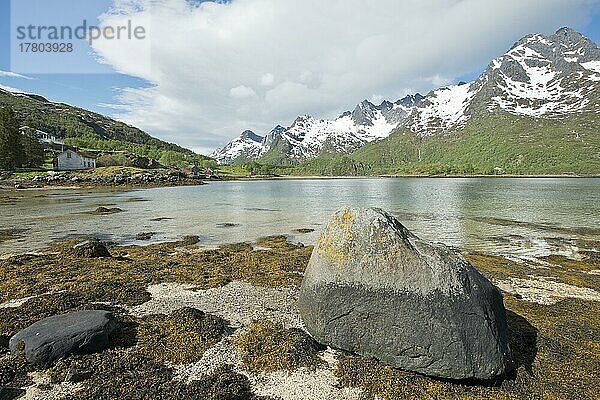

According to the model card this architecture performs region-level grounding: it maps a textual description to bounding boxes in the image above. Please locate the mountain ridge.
[212,27,599,172]
[211,93,424,165]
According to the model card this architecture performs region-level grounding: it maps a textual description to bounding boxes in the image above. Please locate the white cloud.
[428,75,453,88]
[260,73,275,86]
[0,70,32,80]
[230,85,257,99]
[91,0,597,154]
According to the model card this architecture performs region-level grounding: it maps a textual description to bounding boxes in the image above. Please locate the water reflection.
[0,178,598,258]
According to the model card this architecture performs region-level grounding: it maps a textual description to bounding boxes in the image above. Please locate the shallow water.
[1,178,599,258]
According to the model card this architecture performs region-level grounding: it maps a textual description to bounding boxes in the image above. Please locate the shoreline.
[0,235,598,399]
[236,173,600,181]
[2,171,599,191]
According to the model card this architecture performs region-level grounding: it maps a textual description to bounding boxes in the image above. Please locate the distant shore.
[0,166,209,191]
[233,173,600,181]
[1,169,598,191]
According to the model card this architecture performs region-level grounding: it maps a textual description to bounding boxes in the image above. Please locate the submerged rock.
[295,228,316,234]
[298,207,513,380]
[136,232,156,241]
[9,310,118,365]
[91,206,123,215]
[73,239,112,258]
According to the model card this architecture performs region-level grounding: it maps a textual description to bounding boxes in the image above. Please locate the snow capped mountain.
[212,27,599,165]
[477,27,600,118]
[408,27,600,135]
[210,130,265,165]
[212,95,422,164]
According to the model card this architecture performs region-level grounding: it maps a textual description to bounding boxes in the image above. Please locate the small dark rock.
[9,310,118,365]
[135,232,155,241]
[73,240,112,258]
[90,207,123,215]
[0,337,8,350]
[216,223,239,228]
[295,228,315,234]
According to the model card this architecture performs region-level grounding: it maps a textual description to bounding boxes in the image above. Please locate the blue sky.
[0,0,150,112]
[0,0,599,154]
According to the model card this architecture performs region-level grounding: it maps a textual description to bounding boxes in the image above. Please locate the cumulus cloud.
[260,73,275,86]
[230,85,257,99]
[91,0,597,154]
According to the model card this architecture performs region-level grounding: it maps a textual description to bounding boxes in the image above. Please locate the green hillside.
[287,112,600,176]
[0,89,213,168]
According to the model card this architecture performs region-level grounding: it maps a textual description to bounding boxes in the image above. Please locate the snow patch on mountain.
[582,61,600,74]
[280,109,398,158]
[410,83,475,134]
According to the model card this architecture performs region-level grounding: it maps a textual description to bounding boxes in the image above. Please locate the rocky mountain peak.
[396,93,424,108]
[291,115,313,127]
[270,125,287,134]
[352,100,377,126]
[261,125,287,148]
[239,130,263,143]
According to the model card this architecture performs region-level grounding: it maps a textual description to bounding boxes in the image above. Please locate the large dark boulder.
[72,239,112,258]
[298,207,513,380]
[9,310,118,365]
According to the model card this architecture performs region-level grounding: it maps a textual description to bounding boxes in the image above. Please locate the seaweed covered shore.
[0,167,210,191]
[0,235,599,399]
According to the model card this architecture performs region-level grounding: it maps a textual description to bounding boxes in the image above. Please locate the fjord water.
[1,178,599,258]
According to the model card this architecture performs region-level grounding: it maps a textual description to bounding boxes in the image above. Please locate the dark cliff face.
[240,130,264,143]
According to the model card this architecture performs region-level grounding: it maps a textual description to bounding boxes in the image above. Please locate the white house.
[19,127,65,146]
[53,150,96,171]
[36,129,64,146]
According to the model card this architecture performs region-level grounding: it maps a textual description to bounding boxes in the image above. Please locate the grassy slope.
[287,112,600,176]
[0,90,213,165]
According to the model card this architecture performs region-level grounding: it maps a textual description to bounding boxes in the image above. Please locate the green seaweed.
[135,307,226,365]
[232,320,325,373]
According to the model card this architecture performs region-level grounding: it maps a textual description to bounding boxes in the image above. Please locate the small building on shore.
[53,150,96,171]
[204,168,215,178]
[183,165,201,178]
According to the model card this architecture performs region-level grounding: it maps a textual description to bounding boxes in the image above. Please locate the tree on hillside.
[0,107,24,170]
[21,131,45,168]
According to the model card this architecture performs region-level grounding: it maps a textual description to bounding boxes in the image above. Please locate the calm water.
[1,178,599,259]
